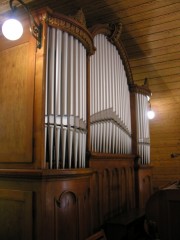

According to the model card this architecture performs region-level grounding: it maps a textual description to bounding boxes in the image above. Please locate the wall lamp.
[147,94,155,120]
[147,101,155,120]
[171,153,180,158]
[143,78,155,120]
[2,0,42,48]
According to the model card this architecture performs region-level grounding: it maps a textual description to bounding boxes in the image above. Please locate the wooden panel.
[0,189,33,240]
[0,36,36,163]
[146,187,180,240]
[90,171,100,231]
[89,154,136,225]
[41,169,92,240]
[137,167,153,209]
[55,191,78,240]
[0,168,93,240]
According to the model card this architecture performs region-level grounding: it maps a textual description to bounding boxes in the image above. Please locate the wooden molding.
[37,8,95,55]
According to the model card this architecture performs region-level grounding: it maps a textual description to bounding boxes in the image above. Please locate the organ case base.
[0,169,93,240]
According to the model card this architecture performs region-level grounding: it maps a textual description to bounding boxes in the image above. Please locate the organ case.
[0,8,153,240]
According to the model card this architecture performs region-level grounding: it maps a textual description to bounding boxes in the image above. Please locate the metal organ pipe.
[136,93,150,164]
[55,29,62,169]
[48,28,56,169]
[45,27,87,169]
[90,34,132,154]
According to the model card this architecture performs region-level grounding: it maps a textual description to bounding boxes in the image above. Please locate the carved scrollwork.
[108,23,123,42]
[129,83,151,97]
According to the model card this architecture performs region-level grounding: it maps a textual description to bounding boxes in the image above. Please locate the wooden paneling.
[0,189,33,240]
[137,166,153,209]
[89,154,136,225]
[0,28,36,164]
[44,175,92,240]
[0,169,93,240]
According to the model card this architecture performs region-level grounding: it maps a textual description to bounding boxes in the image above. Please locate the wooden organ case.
[0,8,152,240]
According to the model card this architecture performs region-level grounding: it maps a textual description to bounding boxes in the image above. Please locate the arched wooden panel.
[120,168,127,212]
[90,171,101,231]
[111,168,119,216]
[102,169,111,221]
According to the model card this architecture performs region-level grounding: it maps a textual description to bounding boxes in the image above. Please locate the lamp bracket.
[9,0,42,48]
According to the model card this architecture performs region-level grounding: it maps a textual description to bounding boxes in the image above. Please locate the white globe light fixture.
[2,18,23,41]
[147,109,155,120]
[1,0,42,48]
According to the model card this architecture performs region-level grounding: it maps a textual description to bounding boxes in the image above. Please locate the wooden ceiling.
[0,0,180,186]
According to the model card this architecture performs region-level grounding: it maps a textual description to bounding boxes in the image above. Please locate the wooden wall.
[149,93,180,189]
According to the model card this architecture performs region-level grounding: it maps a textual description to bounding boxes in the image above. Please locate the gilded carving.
[109,23,123,42]
[71,8,86,27]
[38,9,95,55]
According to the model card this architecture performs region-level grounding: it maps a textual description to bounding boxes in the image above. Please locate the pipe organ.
[0,8,153,240]
[44,13,152,167]
[90,33,132,154]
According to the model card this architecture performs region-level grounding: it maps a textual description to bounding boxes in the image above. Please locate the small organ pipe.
[55,30,62,168]
[55,127,60,169]
[74,39,79,119]
[74,131,78,168]
[48,125,54,169]
[48,28,55,117]
[68,35,74,117]
[61,127,67,169]
[67,35,74,168]
[55,29,62,117]
[61,32,68,117]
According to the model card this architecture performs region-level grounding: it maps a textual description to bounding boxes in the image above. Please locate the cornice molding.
[38,8,96,55]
